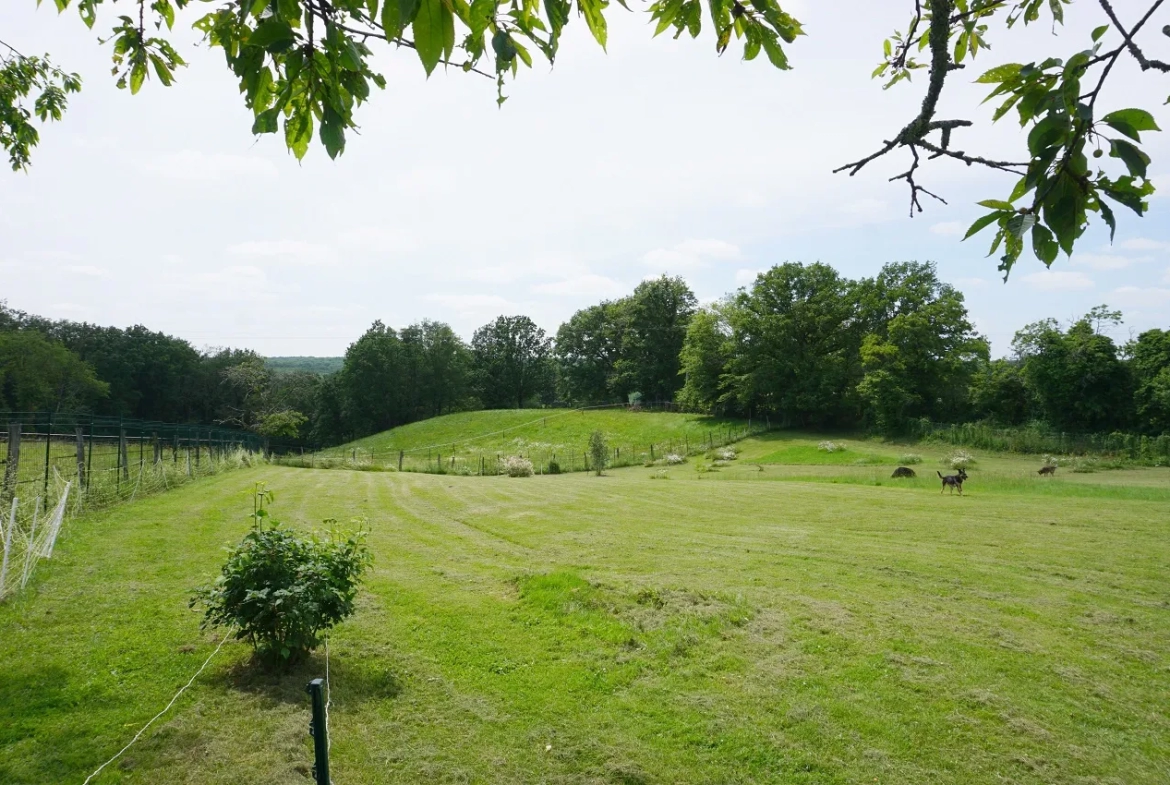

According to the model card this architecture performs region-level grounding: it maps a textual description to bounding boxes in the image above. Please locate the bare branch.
[834,0,960,188]
[1099,0,1170,72]
[890,145,948,217]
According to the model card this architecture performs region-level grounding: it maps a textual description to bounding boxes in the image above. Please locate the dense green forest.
[2,262,1168,446]
[265,356,344,375]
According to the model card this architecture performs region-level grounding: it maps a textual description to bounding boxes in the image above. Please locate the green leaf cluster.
[964,38,1159,277]
[191,484,372,668]
[0,47,81,171]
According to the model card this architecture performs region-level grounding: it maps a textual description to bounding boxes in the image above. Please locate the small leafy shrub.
[694,462,713,474]
[589,430,607,476]
[664,453,686,465]
[546,460,561,474]
[191,485,371,669]
[898,453,923,465]
[817,441,846,453]
[649,469,669,480]
[504,456,534,477]
[643,460,656,468]
[712,459,730,468]
[946,450,977,470]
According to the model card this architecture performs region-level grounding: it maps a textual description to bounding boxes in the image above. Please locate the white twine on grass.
[81,630,233,785]
[324,636,332,752]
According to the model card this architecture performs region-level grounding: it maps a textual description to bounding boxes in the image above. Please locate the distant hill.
[265,356,344,375]
[332,408,751,458]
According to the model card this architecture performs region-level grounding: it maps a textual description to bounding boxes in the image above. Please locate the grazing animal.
[937,468,968,495]
[1038,465,1057,476]
[891,466,917,478]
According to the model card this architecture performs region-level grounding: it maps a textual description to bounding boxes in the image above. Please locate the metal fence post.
[3,423,21,504]
[119,427,129,483]
[75,427,86,488]
[43,413,54,498]
[306,678,330,784]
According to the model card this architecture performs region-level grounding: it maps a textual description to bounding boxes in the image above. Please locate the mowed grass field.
[2,444,1169,784]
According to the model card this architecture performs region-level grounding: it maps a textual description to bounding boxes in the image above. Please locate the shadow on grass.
[219,648,403,708]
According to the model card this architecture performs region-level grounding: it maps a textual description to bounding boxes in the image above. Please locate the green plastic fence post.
[306,678,331,784]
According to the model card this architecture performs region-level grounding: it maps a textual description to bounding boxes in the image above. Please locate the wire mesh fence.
[1,412,265,599]
[908,419,1170,461]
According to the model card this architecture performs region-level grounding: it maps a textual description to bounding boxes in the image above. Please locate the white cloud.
[643,238,741,270]
[459,256,588,284]
[931,221,966,237]
[136,150,279,181]
[422,293,516,318]
[955,277,987,288]
[734,268,762,286]
[1119,237,1170,252]
[47,302,92,315]
[1069,253,1134,271]
[1113,286,1170,309]
[837,198,893,225]
[227,240,336,265]
[176,265,293,305]
[1021,270,1095,291]
[531,274,626,298]
[336,226,417,254]
[65,265,108,277]
[1164,266,1170,285]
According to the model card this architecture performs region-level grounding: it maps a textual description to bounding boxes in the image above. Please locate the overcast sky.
[2,0,1168,358]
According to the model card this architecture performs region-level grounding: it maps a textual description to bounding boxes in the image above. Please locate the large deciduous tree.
[723,262,860,426]
[854,262,988,431]
[6,1,1166,274]
[554,301,625,405]
[471,315,554,409]
[0,329,108,412]
[677,305,733,413]
[1126,328,1170,434]
[400,320,472,419]
[1012,306,1132,431]
[612,276,697,404]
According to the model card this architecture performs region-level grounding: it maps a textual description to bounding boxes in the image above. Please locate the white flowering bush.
[946,450,977,470]
[897,453,923,465]
[503,456,534,477]
[817,441,845,453]
[715,447,738,461]
[664,453,686,465]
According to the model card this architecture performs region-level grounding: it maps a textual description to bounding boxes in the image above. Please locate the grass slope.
[3,455,1169,784]
[333,408,751,460]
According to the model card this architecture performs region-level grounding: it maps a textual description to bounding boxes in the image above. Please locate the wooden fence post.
[153,432,161,465]
[3,423,21,503]
[75,427,86,488]
[398,450,404,471]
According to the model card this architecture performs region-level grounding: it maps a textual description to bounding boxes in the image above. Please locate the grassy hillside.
[320,408,755,469]
[3,462,1168,784]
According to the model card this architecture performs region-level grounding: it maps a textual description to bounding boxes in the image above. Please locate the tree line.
[3,262,1168,445]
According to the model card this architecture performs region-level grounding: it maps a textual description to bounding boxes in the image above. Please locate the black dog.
[937,468,968,495]
[891,466,917,478]
[1038,465,1057,476]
